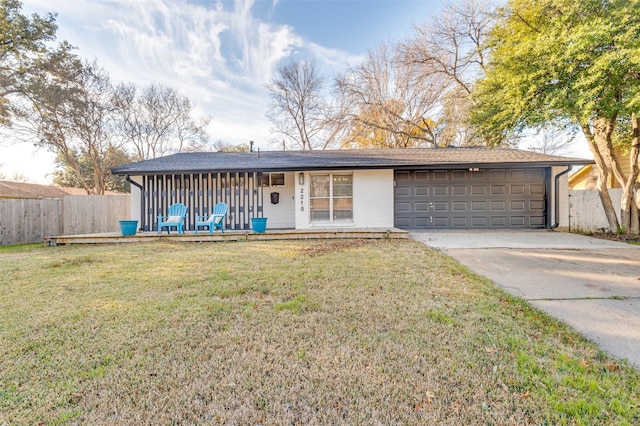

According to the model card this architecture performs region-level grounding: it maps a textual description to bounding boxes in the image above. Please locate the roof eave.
[112,159,595,176]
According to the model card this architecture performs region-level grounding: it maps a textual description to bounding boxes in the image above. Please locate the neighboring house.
[111,147,592,232]
[0,181,122,199]
[0,181,89,199]
[569,149,639,190]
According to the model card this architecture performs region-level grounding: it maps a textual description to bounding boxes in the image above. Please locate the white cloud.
[4,0,360,183]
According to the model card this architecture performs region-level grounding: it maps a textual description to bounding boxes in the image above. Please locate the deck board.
[45,228,408,246]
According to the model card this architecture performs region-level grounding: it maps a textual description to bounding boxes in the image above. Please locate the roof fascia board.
[113,160,594,176]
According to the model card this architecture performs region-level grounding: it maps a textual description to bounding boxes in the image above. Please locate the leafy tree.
[213,140,251,152]
[21,59,125,194]
[112,83,211,160]
[0,0,63,126]
[472,0,640,233]
[51,148,131,193]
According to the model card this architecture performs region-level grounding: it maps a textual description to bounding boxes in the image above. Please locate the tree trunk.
[581,121,620,232]
[622,114,640,234]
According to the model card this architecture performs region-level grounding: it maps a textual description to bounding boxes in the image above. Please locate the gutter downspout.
[125,175,144,230]
[552,166,572,229]
[126,175,143,191]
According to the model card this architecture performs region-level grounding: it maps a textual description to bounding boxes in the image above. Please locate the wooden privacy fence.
[0,195,130,246]
[568,189,624,232]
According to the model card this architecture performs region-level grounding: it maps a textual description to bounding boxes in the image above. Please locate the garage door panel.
[471,185,486,195]
[452,217,468,227]
[510,185,526,195]
[415,202,430,212]
[530,169,545,179]
[433,217,450,227]
[510,170,527,180]
[395,169,547,229]
[396,202,411,213]
[415,186,430,196]
[433,186,448,196]
[530,184,545,195]
[452,201,468,211]
[415,171,430,181]
[491,200,506,211]
[433,202,449,212]
[490,185,506,195]
[491,216,507,227]
[471,217,488,227]
[510,200,526,211]
[396,171,411,182]
[433,171,448,180]
[452,185,467,196]
[530,216,545,226]
[469,170,487,180]
[530,200,545,211]
[510,216,526,227]
[396,187,411,197]
[471,201,487,211]
[452,170,467,180]
[490,170,507,180]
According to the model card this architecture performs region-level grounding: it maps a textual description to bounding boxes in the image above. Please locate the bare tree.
[336,43,446,149]
[266,60,336,150]
[399,0,496,147]
[113,83,211,160]
[525,124,577,156]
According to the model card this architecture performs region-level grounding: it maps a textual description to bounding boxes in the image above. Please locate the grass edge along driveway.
[0,240,638,424]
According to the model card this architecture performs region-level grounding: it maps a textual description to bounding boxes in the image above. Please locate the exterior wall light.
[299,172,304,185]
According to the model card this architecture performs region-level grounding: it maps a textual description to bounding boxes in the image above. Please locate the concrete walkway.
[410,230,640,368]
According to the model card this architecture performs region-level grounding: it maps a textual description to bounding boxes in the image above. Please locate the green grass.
[0,240,638,424]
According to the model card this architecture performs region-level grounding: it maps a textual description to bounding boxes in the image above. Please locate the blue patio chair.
[157,203,188,234]
[194,202,228,234]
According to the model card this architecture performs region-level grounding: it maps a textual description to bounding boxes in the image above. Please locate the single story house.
[111,147,592,232]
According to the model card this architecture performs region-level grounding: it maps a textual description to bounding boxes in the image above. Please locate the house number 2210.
[299,187,304,211]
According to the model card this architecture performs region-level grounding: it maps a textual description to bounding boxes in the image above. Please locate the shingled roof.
[111,147,593,175]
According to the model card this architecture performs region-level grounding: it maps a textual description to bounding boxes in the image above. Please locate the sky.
[0,0,590,184]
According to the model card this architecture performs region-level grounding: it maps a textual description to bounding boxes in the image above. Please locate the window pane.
[271,173,285,186]
[310,198,330,210]
[310,199,330,221]
[333,198,353,220]
[333,175,353,196]
[310,175,330,197]
[310,210,331,221]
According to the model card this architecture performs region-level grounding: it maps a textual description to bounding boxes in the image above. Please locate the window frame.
[260,172,285,187]
[309,173,353,223]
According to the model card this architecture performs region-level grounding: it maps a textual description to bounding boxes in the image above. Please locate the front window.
[310,174,353,222]
[260,172,285,187]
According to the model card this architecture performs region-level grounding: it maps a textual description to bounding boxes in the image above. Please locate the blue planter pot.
[251,217,267,233]
[119,220,138,236]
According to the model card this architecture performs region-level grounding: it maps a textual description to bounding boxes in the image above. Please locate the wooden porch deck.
[45,228,408,246]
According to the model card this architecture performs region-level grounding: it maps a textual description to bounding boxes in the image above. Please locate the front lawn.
[0,240,638,424]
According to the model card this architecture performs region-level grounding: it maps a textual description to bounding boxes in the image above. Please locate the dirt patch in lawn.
[300,239,377,257]
[591,231,640,245]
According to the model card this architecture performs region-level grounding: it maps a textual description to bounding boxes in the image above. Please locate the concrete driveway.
[410,230,640,368]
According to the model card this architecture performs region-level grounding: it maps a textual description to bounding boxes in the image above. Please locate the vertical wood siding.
[141,173,264,232]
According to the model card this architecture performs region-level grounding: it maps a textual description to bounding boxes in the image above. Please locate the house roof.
[0,180,122,199]
[111,147,594,176]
